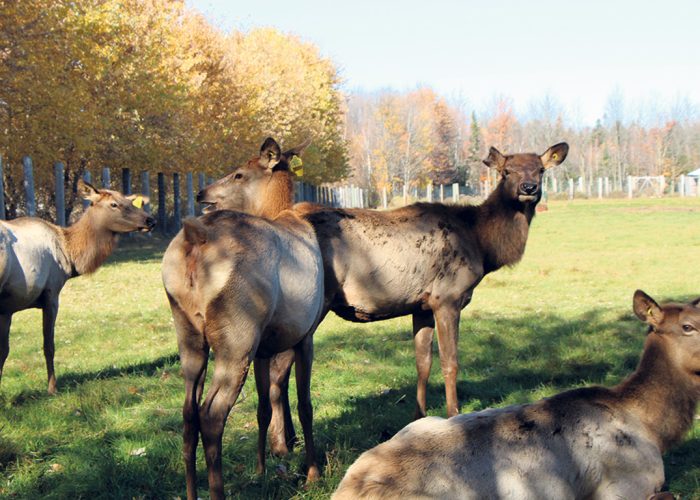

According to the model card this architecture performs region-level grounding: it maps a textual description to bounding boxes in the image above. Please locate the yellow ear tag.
[290,155,304,177]
[132,196,144,209]
[552,153,558,161]
[647,307,653,317]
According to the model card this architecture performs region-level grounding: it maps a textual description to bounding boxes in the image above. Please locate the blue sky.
[186,0,700,125]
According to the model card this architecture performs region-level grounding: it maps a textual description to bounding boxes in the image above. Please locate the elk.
[162,138,324,500]
[0,180,155,394]
[247,143,568,455]
[333,290,700,500]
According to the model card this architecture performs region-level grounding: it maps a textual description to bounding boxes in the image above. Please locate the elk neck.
[614,334,700,452]
[62,208,118,276]
[258,170,295,219]
[472,180,537,273]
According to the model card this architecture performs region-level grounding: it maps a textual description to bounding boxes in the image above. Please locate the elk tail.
[183,217,208,247]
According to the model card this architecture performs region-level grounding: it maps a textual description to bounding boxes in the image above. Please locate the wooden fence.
[0,155,368,233]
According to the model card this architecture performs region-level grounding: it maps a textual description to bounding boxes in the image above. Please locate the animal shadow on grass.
[312,306,697,494]
[2,353,180,407]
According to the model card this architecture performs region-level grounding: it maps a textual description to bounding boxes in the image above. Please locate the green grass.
[0,197,699,499]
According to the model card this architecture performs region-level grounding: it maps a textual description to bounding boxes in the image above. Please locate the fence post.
[604,177,610,196]
[140,171,151,214]
[101,167,111,189]
[597,177,603,199]
[567,178,574,200]
[382,186,388,208]
[440,184,444,202]
[0,154,5,220]
[121,168,131,195]
[82,171,92,209]
[157,172,166,234]
[427,183,433,202]
[186,172,195,217]
[552,177,558,194]
[452,182,459,203]
[54,162,66,226]
[627,175,633,199]
[22,156,36,216]
[680,175,686,197]
[403,184,408,206]
[173,173,181,232]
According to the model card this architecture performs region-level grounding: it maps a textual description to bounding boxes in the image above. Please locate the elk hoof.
[306,465,320,484]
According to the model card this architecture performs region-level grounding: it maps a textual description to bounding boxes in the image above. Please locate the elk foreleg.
[294,334,320,483]
[42,297,59,395]
[413,312,435,419]
[0,314,11,388]
[434,305,461,417]
[268,349,295,456]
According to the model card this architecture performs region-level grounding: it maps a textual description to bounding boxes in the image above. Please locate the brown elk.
[242,143,567,455]
[0,180,155,394]
[333,290,700,500]
[162,138,324,500]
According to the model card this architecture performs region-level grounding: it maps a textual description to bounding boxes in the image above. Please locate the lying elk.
[333,290,700,500]
[162,138,324,500]
[0,180,155,394]
[248,143,568,455]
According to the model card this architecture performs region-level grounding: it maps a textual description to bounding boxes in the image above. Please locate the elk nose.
[196,190,205,202]
[520,182,538,195]
[146,216,156,229]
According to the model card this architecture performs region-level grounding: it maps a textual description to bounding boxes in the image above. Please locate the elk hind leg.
[42,297,59,395]
[0,314,11,389]
[294,335,319,482]
[268,349,295,456]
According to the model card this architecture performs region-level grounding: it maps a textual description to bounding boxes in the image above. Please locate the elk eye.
[110,202,118,208]
[234,173,243,180]
[682,324,695,333]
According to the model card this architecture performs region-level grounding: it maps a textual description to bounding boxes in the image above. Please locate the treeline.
[0,0,347,219]
[346,89,700,197]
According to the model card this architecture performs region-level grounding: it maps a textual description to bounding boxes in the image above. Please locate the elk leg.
[434,305,461,417]
[254,357,272,475]
[199,348,253,500]
[294,334,319,483]
[268,349,295,456]
[0,314,11,388]
[413,312,435,419]
[42,297,59,395]
[171,300,209,500]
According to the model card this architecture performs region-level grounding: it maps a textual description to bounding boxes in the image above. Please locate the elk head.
[633,290,700,381]
[197,137,310,215]
[484,142,569,204]
[78,180,156,233]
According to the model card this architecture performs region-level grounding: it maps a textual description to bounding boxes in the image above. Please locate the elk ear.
[259,137,281,169]
[282,138,311,159]
[540,142,569,169]
[77,179,101,203]
[690,296,700,307]
[633,290,664,327]
[483,147,506,171]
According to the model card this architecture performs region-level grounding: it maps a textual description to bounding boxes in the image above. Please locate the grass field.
[0,197,699,499]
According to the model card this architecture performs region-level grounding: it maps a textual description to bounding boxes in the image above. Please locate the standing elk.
[333,290,700,500]
[239,142,566,455]
[162,138,324,500]
[0,180,155,394]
